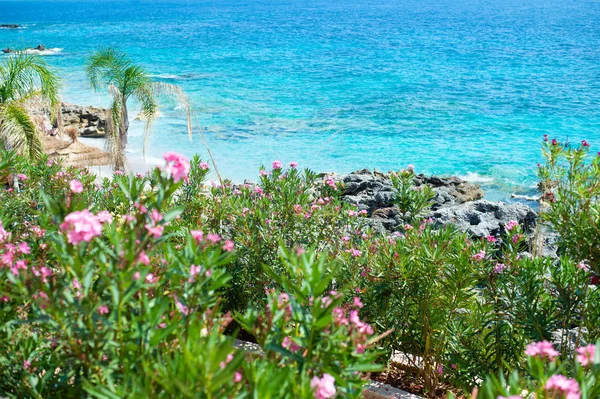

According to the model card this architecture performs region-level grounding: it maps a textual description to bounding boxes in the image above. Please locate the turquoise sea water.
[1,0,599,198]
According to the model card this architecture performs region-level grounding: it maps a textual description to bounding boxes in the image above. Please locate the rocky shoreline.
[323,169,548,256]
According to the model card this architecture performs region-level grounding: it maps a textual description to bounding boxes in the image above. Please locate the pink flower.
[17,173,27,181]
[272,160,283,170]
[0,220,10,243]
[254,186,264,195]
[199,162,210,170]
[325,176,337,190]
[576,344,596,367]
[505,220,519,231]
[486,235,497,243]
[493,263,507,274]
[145,224,164,238]
[577,262,590,272]
[582,140,590,147]
[138,251,150,265]
[407,164,415,171]
[206,233,221,244]
[146,273,157,283]
[545,375,581,399]
[310,374,336,399]
[114,170,124,176]
[96,210,113,224]
[69,179,83,193]
[349,248,361,257]
[59,210,103,245]
[222,240,234,252]
[189,264,202,282]
[552,138,558,146]
[175,300,189,315]
[98,305,109,315]
[289,161,298,168]
[150,209,163,223]
[233,372,242,383]
[163,152,190,182]
[524,340,559,361]
[191,230,204,243]
[471,250,486,260]
[133,271,140,281]
[23,360,31,371]
[353,297,364,308]
[18,242,31,254]
[259,169,269,177]
[282,336,301,353]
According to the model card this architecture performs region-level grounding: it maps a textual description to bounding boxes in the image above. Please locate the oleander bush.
[0,138,599,399]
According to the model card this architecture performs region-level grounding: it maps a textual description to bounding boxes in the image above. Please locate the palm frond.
[150,81,193,140]
[86,48,131,93]
[0,101,43,159]
[0,52,60,107]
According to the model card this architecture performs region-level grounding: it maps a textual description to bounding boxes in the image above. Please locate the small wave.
[147,73,180,80]
[459,172,495,184]
[20,48,63,56]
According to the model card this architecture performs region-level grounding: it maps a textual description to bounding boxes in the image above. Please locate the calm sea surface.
[2,0,600,198]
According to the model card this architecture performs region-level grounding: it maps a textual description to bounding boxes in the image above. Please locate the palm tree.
[0,53,60,159]
[86,48,192,170]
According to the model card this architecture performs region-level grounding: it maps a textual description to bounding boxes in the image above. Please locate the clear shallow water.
[2,0,600,199]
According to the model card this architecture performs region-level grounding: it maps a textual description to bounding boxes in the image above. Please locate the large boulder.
[428,200,537,238]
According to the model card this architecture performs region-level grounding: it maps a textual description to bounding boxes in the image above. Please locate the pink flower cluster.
[59,210,108,245]
[524,340,559,361]
[505,220,519,232]
[272,160,283,170]
[576,344,596,367]
[310,374,336,399]
[545,375,581,399]
[163,152,190,182]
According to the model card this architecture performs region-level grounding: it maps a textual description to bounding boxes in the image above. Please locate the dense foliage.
[0,138,598,398]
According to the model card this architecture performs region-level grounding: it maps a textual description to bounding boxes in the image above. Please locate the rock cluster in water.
[0,24,20,29]
[2,44,46,53]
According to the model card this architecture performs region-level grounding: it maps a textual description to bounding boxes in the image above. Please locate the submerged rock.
[429,200,537,238]
[0,24,20,29]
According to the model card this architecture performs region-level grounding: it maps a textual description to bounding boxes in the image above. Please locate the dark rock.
[35,44,46,51]
[60,103,110,138]
[0,24,20,29]
[413,174,484,210]
[2,48,12,54]
[338,170,483,214]
[428,200,537,238]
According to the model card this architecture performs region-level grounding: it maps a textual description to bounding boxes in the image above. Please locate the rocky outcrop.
[3,44,46,53]
[338,169,484,213]
[428,200,537,238]
[333,169,538,239]
[0,24,20,29]
[60,103,110,138]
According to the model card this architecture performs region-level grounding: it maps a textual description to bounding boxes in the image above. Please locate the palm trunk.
[115,100,129,170]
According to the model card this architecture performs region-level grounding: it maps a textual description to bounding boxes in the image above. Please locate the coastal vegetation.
[0,51,599,398]
[0,137,598,398]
